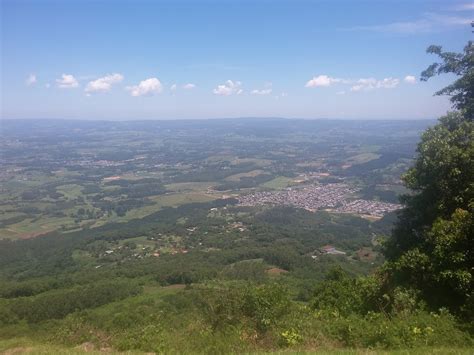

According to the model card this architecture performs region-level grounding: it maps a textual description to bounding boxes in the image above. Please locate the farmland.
[0,118,430,240]
[3,118,466,354]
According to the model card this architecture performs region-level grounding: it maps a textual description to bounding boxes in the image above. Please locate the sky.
[1,0,473,120]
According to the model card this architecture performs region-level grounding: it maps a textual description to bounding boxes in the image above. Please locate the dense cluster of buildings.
[238,183,357,211]
[335,199,402,217]
[238,183,402,217]
[67,159,125,167]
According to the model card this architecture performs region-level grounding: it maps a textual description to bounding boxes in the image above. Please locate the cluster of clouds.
[170,83,196,92]
[305,75,347,88]
[305,74,417,93]
[346,4,473,34]
[403,75,416,84]
[127,78,162,97]
[453,3,474,11]
[27,73,197,97]
[27,73,279,98]
[212,81,277,96]
[251,82,273,95]
[85,73,123,94]
[350,78,400,92]
[25,72,418,97]
[212,80,243,96]
[56,74,79,89]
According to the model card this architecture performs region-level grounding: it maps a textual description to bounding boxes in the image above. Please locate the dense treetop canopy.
[421,41,474,120]
[385,40,474,318]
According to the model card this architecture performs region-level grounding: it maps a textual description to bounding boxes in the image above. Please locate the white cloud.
[274,92,288,100]
[251,88,272,95]
[127,77,163,97]
[305,75,343,88]
[56,74,79,89]
[85,73,123,94]
[45,83,51,89]
[378,77,400,88]
[404,75,417,84]
[213,80,243,96]
[350,77,399,91]
[182,83,196,90]
[304,74,400,92]
[350,79,376,92]
[346,12,472,34]
[453,3,474,11]
[425,12,472,26]
[349,20,431,34]
[170,84,177,92]
[251,82,272,95]
[26,74,37,86]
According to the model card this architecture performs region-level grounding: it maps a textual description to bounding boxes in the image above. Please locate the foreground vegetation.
[0,42,473,353]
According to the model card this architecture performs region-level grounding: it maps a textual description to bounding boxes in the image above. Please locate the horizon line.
[0,116,438,123]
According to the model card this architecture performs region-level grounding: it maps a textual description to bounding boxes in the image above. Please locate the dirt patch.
[266,267,288,276]
[162,284,186,289]
[16,230,53,240]
[359,214,382,221]
[3,347,34,354]
[75,342,96,352]
[357,247,377,262]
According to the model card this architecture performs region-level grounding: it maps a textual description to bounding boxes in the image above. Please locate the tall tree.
[384,40,474,317]
[421,41,474,120]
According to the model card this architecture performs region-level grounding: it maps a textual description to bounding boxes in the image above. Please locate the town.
[335,199,402,217]
[238,183,402,217]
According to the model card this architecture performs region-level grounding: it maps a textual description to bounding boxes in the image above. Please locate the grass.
[0,338,144,354]
[117,235,158,248]
[265,350,474,355]
[359,144,381,153]
[1,339,472,355]
[0,188,219,238]
[3,173,61,190]
[347,153,381,165]
[296,161,324,168]
[204,155,272,167]
[225,169,265,181]
[115,171,164,181]
[165,182,215,192]
[71,250,96,265]
[0,211,26,222]
[0,284,472,354]
[93,192,218,225]
[229,157,273,167]
[56,184,84,200]
[261,176,294,190]
[0,228,19,238]
[149,192,218,208]
[0,216,74,239]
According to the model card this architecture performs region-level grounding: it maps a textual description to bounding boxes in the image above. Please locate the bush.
[311,267,380,316]
[307,308,472,349]
[8,280,141,323]
[241,283,291,332]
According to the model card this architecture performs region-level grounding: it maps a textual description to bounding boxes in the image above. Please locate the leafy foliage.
[385,42,474,318]
[421,41,474,120]
[1,42,474,353]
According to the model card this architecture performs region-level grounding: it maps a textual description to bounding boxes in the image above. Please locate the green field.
[3,118,462,354]
[261,176,294,189]
[165,181,215,192]
[347,152,381,165]
[225,169,266,181]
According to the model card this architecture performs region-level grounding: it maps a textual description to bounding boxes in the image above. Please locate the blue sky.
[1,0,473,120]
